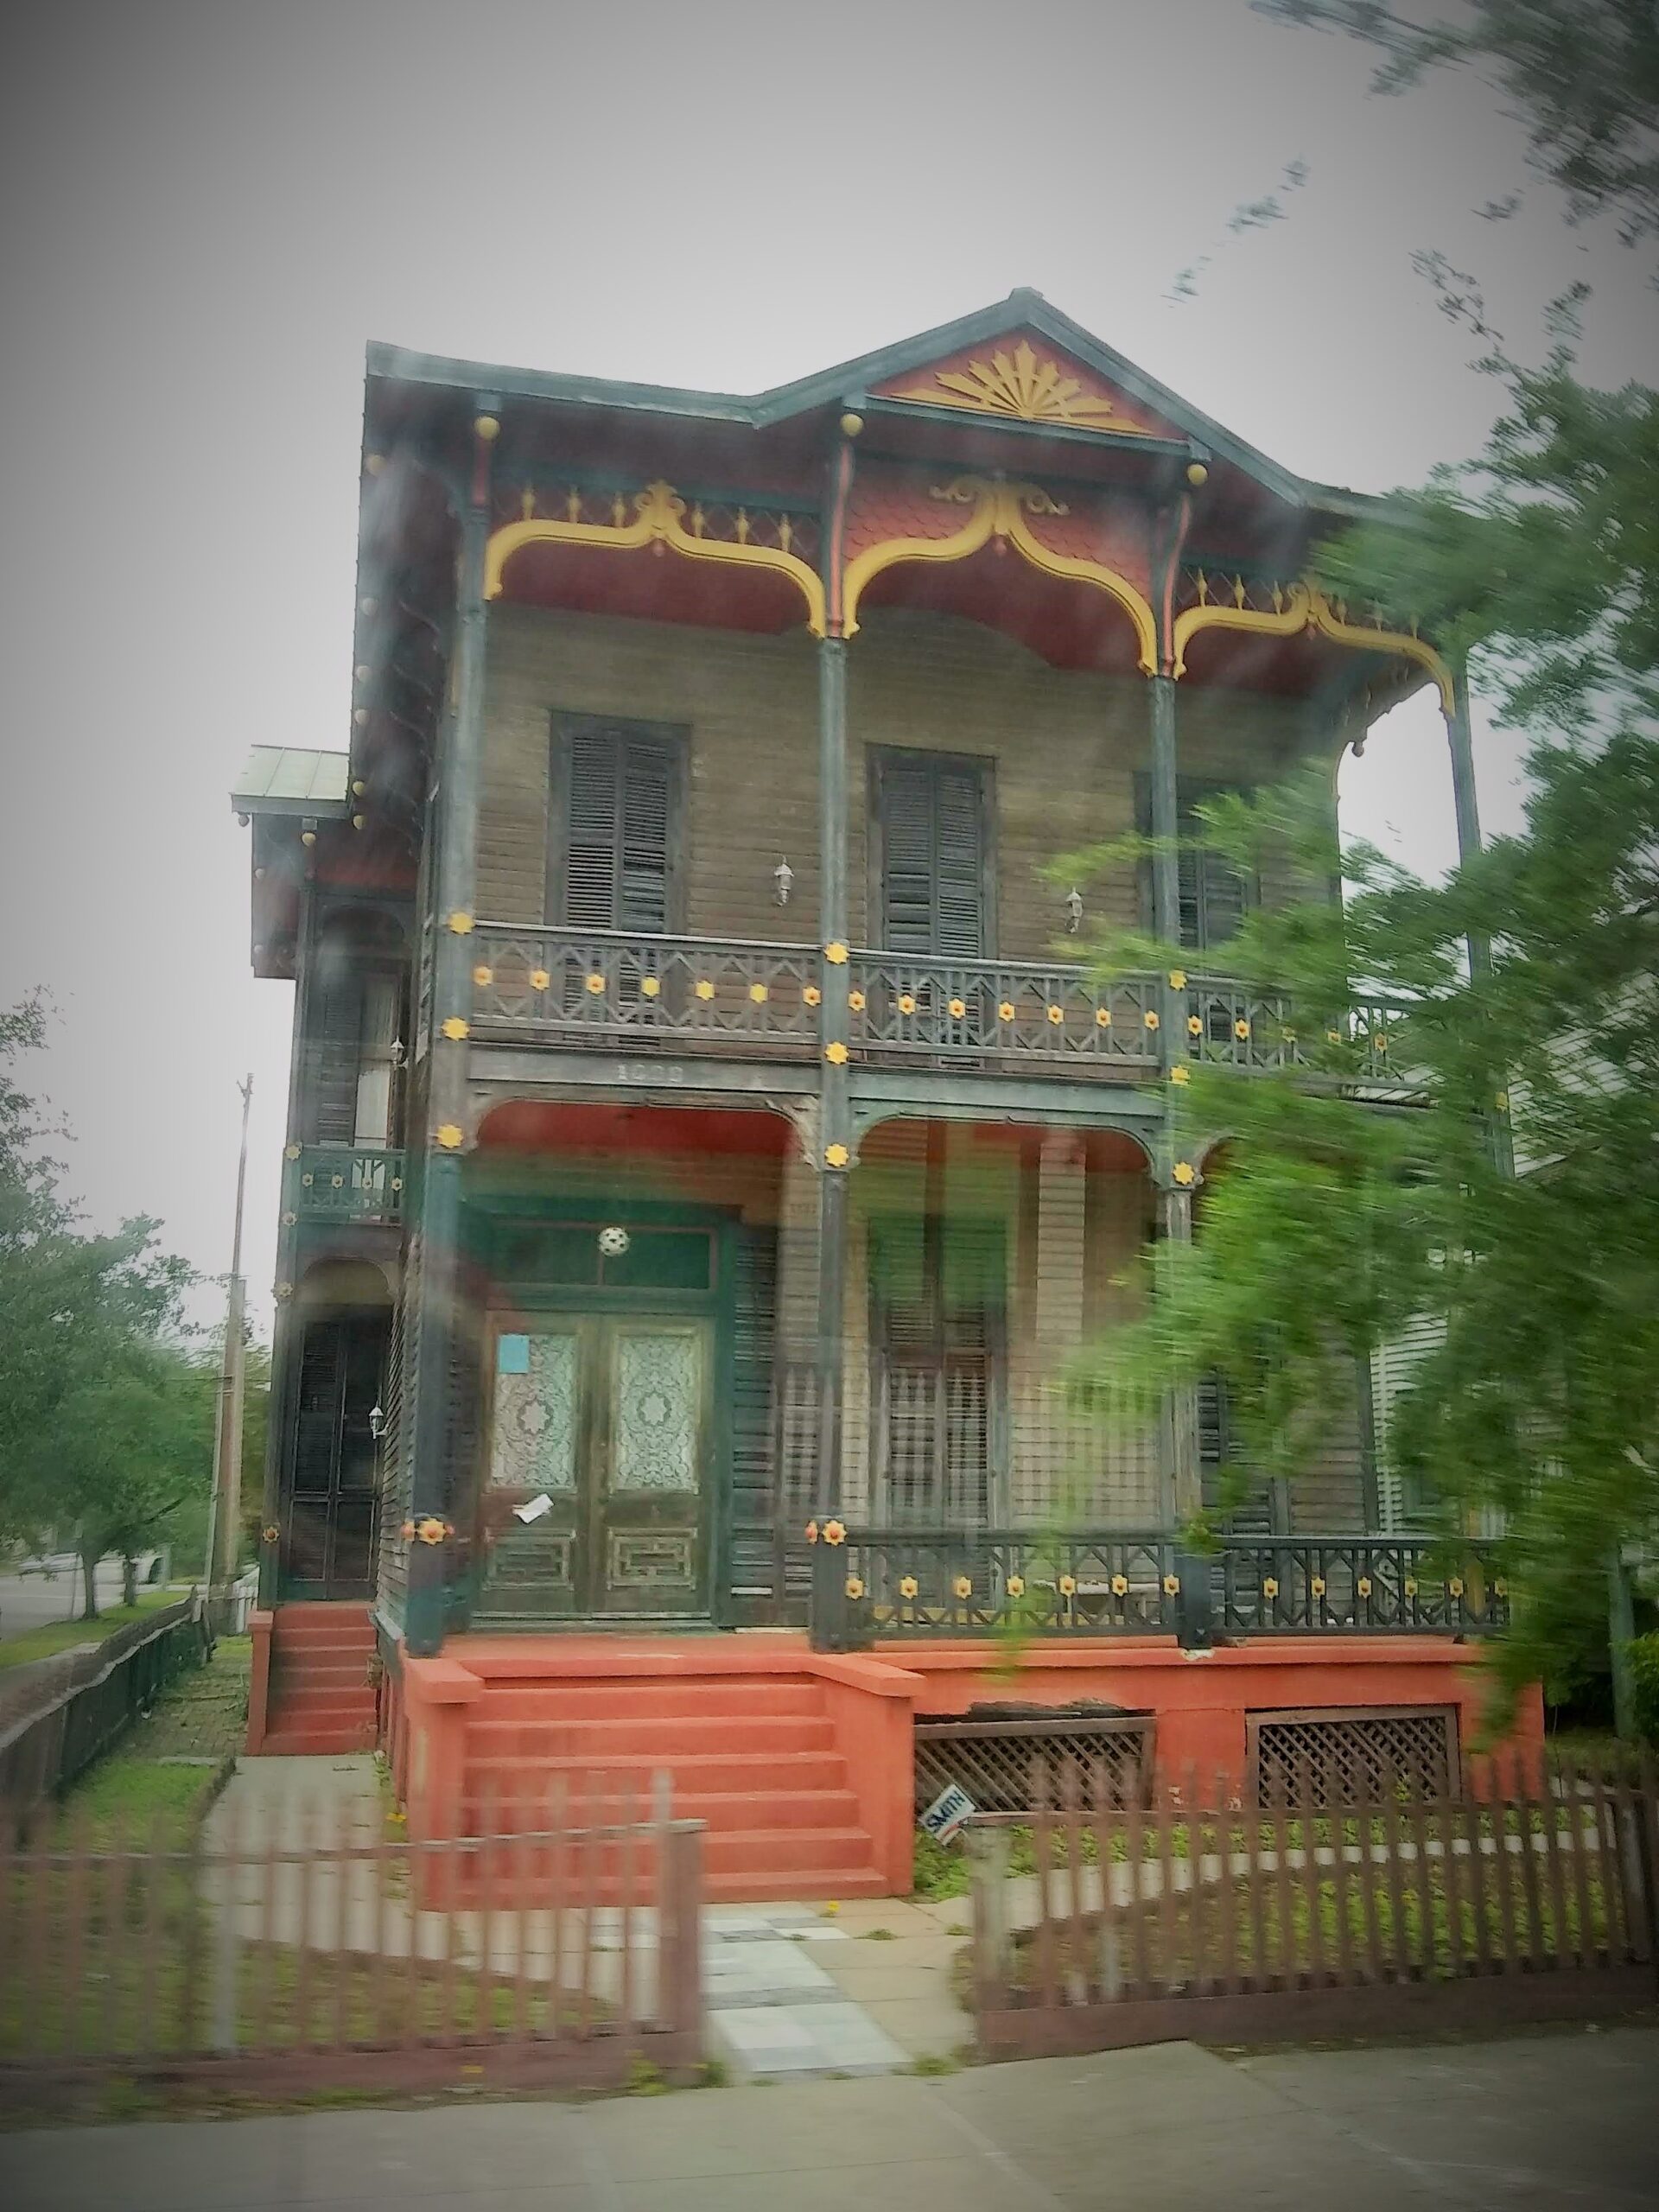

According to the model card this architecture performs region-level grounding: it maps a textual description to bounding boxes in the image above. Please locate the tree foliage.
[1256,0,1659,259]
[0,998,246,1616]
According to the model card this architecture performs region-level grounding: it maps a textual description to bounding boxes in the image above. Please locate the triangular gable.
[874,330,1174,442]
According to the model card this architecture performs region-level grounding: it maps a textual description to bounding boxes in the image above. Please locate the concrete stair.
[261,1604,377,1755]
[459,1669,888,1902]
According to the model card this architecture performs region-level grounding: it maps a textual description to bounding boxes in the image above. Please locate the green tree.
[0,999,213,1617]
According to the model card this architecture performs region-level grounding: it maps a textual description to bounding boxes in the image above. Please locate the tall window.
[1136,777,1253,953]
[872,750,991,956]
[869,1210,1004,1525]
[549,714,685,933]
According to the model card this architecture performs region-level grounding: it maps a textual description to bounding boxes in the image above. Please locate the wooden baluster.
[1585,1751,1620,1967]
[1403,1767,1438,1980]
[1061,1760,1086,2003]
[137,1799,166,2058]
[102,1807,130,2057]
[1296,1757,1327,1989]
[60,1800,90,2059]
[290,1795,317,2050]
[1351,1775,1383,1986]
[1535,1750,1570,1974]
[1486,1759,1523,1978]
[331,1793,352,2050]
[1268,1773,1295,1990]
[1033,1759,1058,2013]
[1155,1771,1180,1997]
[476,1771,499,2046]
[1513,1745,1547,1974]
[511,1780,532,2045]
[1124,1758,1150,1998]
[1211,1770,1239,1997]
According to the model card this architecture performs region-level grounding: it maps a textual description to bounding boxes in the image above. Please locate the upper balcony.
[465,923,1413,1092]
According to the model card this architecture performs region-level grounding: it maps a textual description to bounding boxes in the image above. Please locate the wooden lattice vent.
[913,1705,1152,1815]
[1250,1705,1459,1806]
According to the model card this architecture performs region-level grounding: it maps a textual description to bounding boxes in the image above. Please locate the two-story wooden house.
[237,295,1534,1897]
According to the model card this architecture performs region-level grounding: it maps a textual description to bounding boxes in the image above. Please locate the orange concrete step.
[463,1787,862,1836]
[464,1713,836,1758]
[261,1722,378,1755]
[465,1749,851,1798]
[470,1678,826,1720]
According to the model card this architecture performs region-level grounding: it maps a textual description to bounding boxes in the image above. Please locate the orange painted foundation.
[381,1629,1541,1902]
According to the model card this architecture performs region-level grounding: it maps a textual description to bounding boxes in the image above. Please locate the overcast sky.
[1,0,1653,1341]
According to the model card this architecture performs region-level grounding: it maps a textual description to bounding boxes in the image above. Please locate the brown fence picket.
[1514,1754,1548,1971]
[1585,1754,1618,1965]
[1563,1758,1597,1970]
[1123,1772,1150,1995]
[1268,1787,1294,1988]
[1154,1780,1179,1995]
[1211,1776,1239,1996]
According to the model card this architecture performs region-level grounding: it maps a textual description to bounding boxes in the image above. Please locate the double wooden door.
[283,1313,386,1599]
[482,1315,712,1619]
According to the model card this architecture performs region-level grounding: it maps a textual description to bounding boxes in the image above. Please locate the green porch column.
[815,633,851,1517]
[405,416,494,1656]
[1148,672,1201,1529]
[260,879,319,1610]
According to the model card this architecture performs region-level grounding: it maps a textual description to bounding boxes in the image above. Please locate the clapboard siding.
[477,603,1334,949]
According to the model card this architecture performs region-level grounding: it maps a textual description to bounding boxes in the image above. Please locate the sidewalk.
[207,1756,977,2078]
[4,2027,1656,2209]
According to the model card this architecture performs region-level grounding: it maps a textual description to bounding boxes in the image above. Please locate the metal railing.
[1210,1536,1510,1637]
[469,925,820,1050]
[289,1145,405,1223]
[807,1529,1509,1650]
[848,953,1160,1071]
[1181,976,1421,1089]
[810,1527,1183,1650]
[0,1597,211,1825]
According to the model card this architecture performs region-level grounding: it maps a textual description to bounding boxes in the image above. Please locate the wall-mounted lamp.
[390,1038,407,1070]
[1065,887,1084,935]
[368,1403,387,1441]
[773,856,795,906]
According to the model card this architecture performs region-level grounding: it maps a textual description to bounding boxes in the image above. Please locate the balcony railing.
[809,1527,1508,1649]
[469,927,820,1051]
[289,1146,405,1224]
[465,925,1424,1092]
[810,1527,1183,1650]
[848,953,1159,1071]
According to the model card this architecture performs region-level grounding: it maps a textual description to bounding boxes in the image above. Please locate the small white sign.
[919,1782,976,1846]
[513,1493,553,1524]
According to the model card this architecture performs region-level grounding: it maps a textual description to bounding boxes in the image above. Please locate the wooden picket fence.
[969,1753,1659,2058]
[0,1775,704,2106]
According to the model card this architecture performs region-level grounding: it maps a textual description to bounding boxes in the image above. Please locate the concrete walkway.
[207,1756,976,2079]
[5,2028,1657,2209]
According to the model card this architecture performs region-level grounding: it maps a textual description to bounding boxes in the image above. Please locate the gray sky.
[2,0,1653,1340]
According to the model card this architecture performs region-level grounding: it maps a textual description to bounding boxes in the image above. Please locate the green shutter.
[878,755,985,957]
[557,717,679,932]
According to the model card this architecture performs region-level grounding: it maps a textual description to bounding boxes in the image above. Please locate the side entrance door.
[283,1312,386,1599]
[482,1314,714,1620]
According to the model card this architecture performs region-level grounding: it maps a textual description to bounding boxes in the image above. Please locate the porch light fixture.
[368,1403,387,1440]
[773,856,794,906]
[1065,887,1084,934]
[598,1225,631,1257]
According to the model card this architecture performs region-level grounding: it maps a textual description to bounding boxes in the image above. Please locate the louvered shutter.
[1370,1313,1446,1531]
[878,757,985,957]
[308,978,365,1144]
[557,720,677,931]
[1135,778,1250,953]
[1198,1373,1274,1532]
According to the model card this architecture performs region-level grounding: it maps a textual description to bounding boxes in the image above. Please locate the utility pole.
[206,1075,253,1611]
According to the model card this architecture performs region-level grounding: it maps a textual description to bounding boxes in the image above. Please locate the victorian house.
[236,294,1528,1897]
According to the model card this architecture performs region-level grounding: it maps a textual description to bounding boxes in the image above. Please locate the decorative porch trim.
[484,479,827,635]
[1172,578,1454,711]
[841,475,1159,672]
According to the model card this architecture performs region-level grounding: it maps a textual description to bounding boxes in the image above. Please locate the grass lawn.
[0,1591,179,1672]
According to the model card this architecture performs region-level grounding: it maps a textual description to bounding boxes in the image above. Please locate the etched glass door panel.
[480,1325,583,1618]
[601,1320,709,1614]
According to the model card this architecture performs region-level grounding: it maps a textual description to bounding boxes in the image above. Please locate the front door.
[283,1312,385,1599]
[480,1315,713,1620]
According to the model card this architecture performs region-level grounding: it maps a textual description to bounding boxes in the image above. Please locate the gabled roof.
[231,746,350,817]
[365,289,1375,517]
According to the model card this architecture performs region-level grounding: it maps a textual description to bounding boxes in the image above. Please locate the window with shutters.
[1198,1371,1281,1534]
[871,750,993,957]
[1135,776,1253,954]
[869,1211,1005,1525]
[548,714,685,934]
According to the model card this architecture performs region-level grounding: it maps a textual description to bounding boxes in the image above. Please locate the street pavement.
[3,2025,1656,2209]
[0,1554,162,1641]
